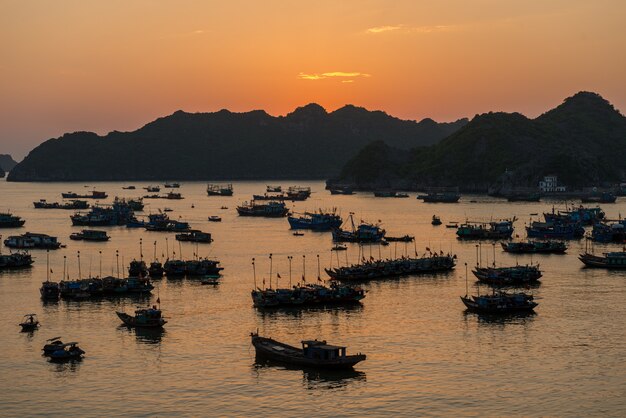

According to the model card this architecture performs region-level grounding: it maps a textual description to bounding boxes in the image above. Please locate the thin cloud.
[367,25,403,34]
[366,24,454,34]
[298,72,370,81]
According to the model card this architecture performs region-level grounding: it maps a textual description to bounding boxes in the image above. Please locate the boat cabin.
[301,340,347,360]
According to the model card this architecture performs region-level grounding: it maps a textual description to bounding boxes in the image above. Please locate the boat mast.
[288,256,292,287]
[269,253,273,290]
[465,262,468,297]
[153,241,157,262]
[302,255,306,284]
[140,238,143,262]
[252,258,256,290]
[77,251,81,279]
[63,255,66,280]
[46,250,50,282]
[116,250,119,278]
[166,237,169,260]
[317,254,321,282]
[99,250,102,278]
[475,244,479,267]
[492,243,496,268]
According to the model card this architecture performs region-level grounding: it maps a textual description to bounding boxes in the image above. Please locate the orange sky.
[1,0,625,159]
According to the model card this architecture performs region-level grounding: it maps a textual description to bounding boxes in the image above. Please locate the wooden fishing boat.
[501,240,568,254]
[461,291,538,314]
[384,234,414,242]
[42,337,64,355]
[331,244,347,251]
[251,332,366,369]
[116,306,167,328]
[432,215,442,226]
[19,314,39,332]
[208,215,222,222]
[48,342,85,361]
[579,251,626,269]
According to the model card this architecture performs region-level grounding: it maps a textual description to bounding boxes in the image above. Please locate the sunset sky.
[1,0,625,159]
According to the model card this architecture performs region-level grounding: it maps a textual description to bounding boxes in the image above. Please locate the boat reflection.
[464,310,537,325]
[253,360,366,390]
[255,303,364,319]
[49,357,83,374]
[117,325,165,344]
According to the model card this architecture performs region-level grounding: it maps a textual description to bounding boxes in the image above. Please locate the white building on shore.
[539,175,567,193]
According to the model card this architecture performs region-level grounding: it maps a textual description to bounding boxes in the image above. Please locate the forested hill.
[334,92,626,191]
[7,104,467,181]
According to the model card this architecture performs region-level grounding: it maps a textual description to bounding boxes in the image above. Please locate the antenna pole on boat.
[46,250,50,282]
[63,255,66,281]
[475,244,479,267]
[302,255,306,284]
[317,254,321,282]
[116,250,119,278]
[154,241,157,261]
[99,250,102,278]
[345,247,349,267]
[77,251,81,279]
[465,262,468,297]
[414,240,418,257]
[479,243,482,268]
[269,253,273,290]
[288,256,292,288]
[166,237,169,260]
[492,243,496,268]
[252,258,257,290]
[140,238,143,262]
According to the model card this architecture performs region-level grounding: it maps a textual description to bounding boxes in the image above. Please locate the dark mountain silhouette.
[7,105,467,181]
[0,154,18,174]
[334,92,626,191]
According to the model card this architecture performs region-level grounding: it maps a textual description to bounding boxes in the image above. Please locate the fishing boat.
[329,186,354,195]
[149,261,164,277]
[326,254,456,281]
[384,235,414,242]
[374,191,409,198]
[207,184,234,196]
[19,314,39,332]
[579,251,626,269]
[144,186,160,192]
[526,222,585,239]
[581,192,616,204]
[175,230,213,243]
[432,215,442,225]
[501,240,568,254]
[40,280,60,300]
[590,222,626,243]
[456,219,515,240]
[165,192,183,200]
[122,186,136,190]
[446,222,459,228]
[164,258,223,276]
[145,215,190,232]
[40,251,60,300]
[292,231,304,236]
[236,201,289,217]
[43,337,64,355]
[62,190,107,199]
[0,212,25,228]
[288,209,342,231]
[251,282,365,308]
[208,215,222,222]
[331,244,347,251]
[48,342,85,361]
[0,252,34,269]
[128,260,148,277]
[116,305,166,328]
[472,264,542,285]
[251,332,366,369]
[69,230,110,241]
[266,185,282,193]
[331,214,385,243]
[4,233,62,250]
[70,201,135,226]
[164,182,180,188]
[164,208,173,212]
[543,206,605,225]
[287,186,311,200]
[114,197,144,211]
[461,290,538,314]
[417,192,460,203]
[34,199,89,210]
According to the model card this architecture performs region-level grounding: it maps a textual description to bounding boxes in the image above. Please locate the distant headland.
[329,92,626,193]
[6,105,466,182]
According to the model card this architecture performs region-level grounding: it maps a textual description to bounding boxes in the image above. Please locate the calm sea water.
[1,180,625,417]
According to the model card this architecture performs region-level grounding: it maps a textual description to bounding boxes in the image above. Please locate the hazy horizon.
[2,0,625,159]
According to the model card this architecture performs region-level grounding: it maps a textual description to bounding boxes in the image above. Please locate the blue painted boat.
[331,214,385,242]
[526,222,585,239]
[288,210,342,231]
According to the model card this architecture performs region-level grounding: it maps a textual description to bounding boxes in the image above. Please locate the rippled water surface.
[1,180,625,417]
